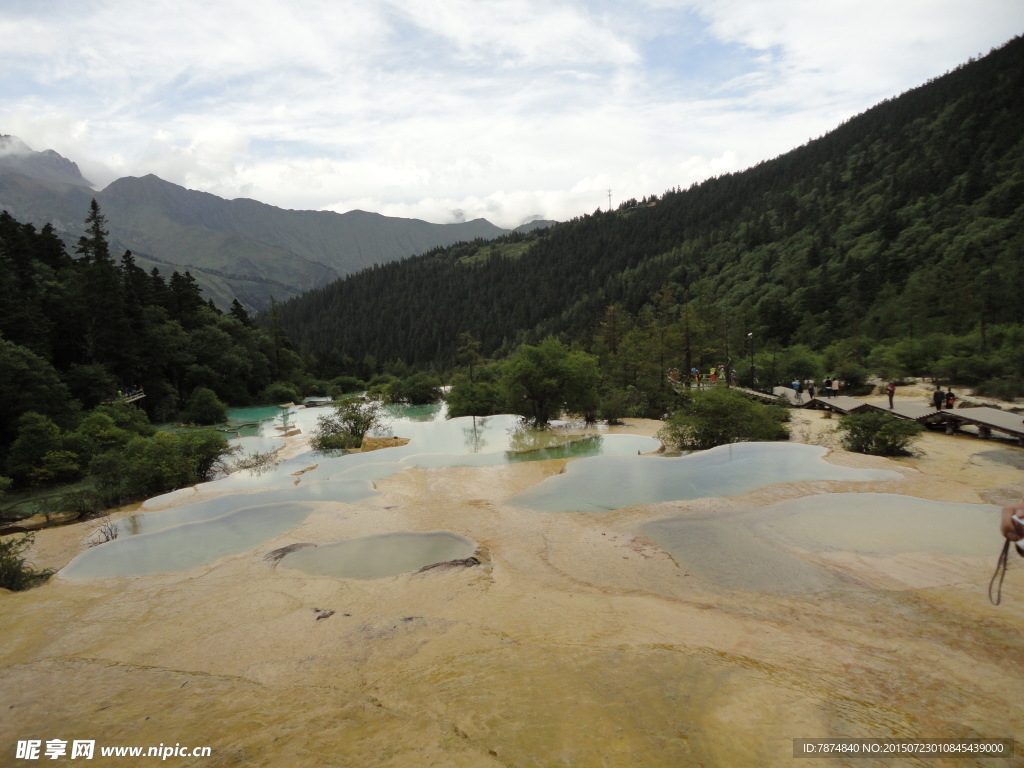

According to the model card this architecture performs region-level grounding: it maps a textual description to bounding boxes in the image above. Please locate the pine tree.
[75,199,112,266]
[229,299,253,327]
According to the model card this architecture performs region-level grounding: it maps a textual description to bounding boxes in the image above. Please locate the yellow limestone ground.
[2,406,1024,767]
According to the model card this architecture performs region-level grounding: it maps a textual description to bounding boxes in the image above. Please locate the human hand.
[1000,501,1024,541]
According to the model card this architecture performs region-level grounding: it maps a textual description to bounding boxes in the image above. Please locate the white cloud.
[1,0,1022,227]
[138,125,253,198]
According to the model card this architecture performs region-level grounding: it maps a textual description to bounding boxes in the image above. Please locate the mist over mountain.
[0,135,93,188]
[0,140,546,310]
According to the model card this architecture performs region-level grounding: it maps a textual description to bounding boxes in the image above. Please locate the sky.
[2,1,1022,229]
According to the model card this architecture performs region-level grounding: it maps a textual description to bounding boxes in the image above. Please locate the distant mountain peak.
[0,134,93,188]
[0,134,33,156]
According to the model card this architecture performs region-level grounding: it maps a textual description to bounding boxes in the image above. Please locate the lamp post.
[747,332,755,390]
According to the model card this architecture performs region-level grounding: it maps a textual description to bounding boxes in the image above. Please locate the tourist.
[945,388,956,410]
[887,381,896,409]
[932,385,944,411]
[791,378,801,402]
[831,378,840,397]
[808,382,816,399]
[824,377,832,398]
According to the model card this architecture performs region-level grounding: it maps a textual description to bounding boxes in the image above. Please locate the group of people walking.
[792,377,841,401]
[683,365,738,386]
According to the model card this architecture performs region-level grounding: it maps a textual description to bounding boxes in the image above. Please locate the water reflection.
[462,416,489,454]
[386,403,445,422]
[228,435,284,458]
[510,443,901,513]
[144,409,661,503]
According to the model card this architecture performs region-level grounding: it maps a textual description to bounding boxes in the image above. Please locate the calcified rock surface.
[3,411,1024,766]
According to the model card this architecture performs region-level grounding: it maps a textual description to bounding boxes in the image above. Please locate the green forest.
[0,201,319,505]
[273,35,1024,400]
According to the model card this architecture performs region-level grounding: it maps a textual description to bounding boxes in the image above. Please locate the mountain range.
[0,135,554,310]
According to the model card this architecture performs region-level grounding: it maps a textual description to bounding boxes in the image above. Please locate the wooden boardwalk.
[739,386,1024,444]
[808,396,871,415]
[940,406,1024,442]
[104,391,146,405]
[771,386,812,407]
[860,402,943,423]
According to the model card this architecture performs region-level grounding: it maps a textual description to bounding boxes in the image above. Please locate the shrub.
[31,451,82,486]
[260,381,301,404]
[181,387,227,425]
[388,372,443,405]
[834,362,871,394]
[89,430,236,505]
[974,378,1024,401]
[71,412,133,460]
[446,374,505,417]
[302,379,332,397]
[55,487,105,518]
[311,399,389,452]
[330,376,366,395]
[658,389,790,451]
[91,401,156,437]
[0,533,50,591]
[837,411,923,455]
[934,354,996,385]
[6,413,63,485]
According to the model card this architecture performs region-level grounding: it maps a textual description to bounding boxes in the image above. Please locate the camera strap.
[989,518,1024,605]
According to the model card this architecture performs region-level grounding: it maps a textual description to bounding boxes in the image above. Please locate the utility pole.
[684,306,692,388]
[607,189,612,211]
[723,299,730,387]
[748,331,755,389]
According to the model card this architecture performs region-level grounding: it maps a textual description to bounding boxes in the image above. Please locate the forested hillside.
[0,201,311,445]
[275,36,1024,370]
